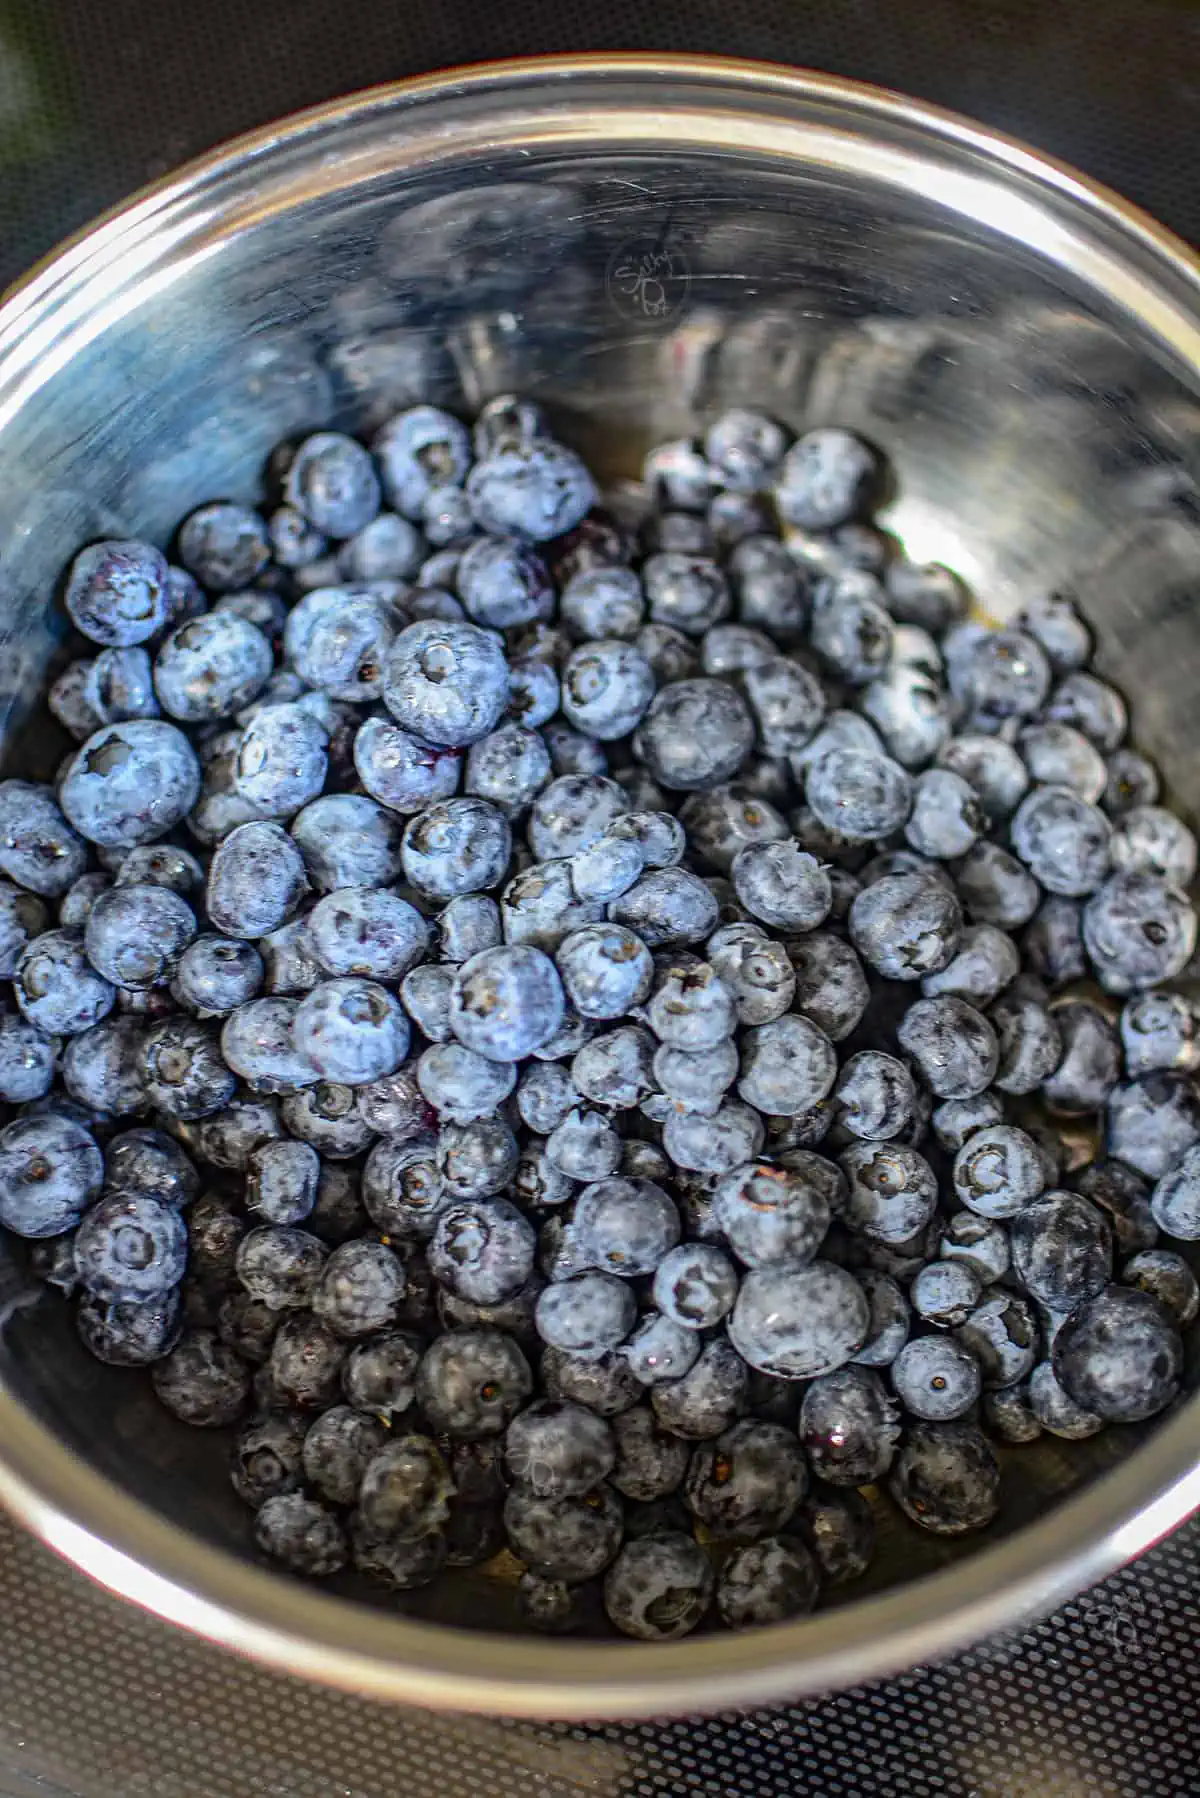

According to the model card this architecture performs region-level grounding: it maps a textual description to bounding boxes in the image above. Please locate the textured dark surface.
[1,2,1200,1794]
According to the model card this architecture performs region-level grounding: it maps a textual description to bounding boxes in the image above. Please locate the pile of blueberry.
[0,397,1197,1641]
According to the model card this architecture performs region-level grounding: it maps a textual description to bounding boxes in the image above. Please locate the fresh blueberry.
[466,437,595,542]
[896,995,998,1099]
[1044,670,1127,752]
[888,1420,1000,1535]
[152,1329,250,1426]
[1018,722,1107,803]
[373,406,471,519]
[342,1330,423,1420]
[775,428,877,530]
[177,502,269,592]
[833,1051,916,1142]
[12,928,113,1035]
[890,1335,981,1421]
[236,1225,328,1311]
[64,539,171,646]
[74,1190,187,1301]
[1053,1284,1181,1423]
[1108,1071,1200,1181]
[58,722,201,850]
[952,1124,1046,1218]
[800,1365,899,1483]
[849,874,962,981]
[840,1142,938,1244]
[0,1113,102,1238]
[729,1263,869,1379]
[84,883,196,990]
[230,1410,308,1507]
[416,1328,532,1437]
[535,1271,636,1359]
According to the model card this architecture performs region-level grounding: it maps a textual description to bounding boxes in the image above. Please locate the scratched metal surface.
[1,3,1200,1794]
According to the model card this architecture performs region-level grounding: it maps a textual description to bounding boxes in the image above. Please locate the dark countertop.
[1,5,1199,1794]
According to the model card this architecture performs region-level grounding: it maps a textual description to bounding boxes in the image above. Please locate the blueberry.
[236,1226,327,1311]
[982,1380,1042,1444]
[609,1405,690,1500]
[301,1405,386,1508]
[504,1398,615,1499]
[349,1518,447,1589]
[712,1157,832,1268]
[339,512,424,582]
[355,1431,455,1541]
[255,1492,347,1576]
[1103,748,1160,817]
[245,1138,319,1227]
[1120,990,1200,1077]
[381,618,510,750]
[12,927,112,1035]
[61,1014,145,1115]
[787,931,870,1042]
[542,1346,641,1418]
[1070,1158,1157,1258]
[177,502,269,592]
[1108,1071,1200,1181]
[1009,1190,1111,1310]
[0,883,49,977]
[955,841,1040,930]
[0,784,89,901]
[809,573,894,688]
[662,1099,765,1175]
[890,1335,981,1422]
[416,1329,532,1441]
[535,1272,636,1358]
[232,706,328,818]
[64,539,170,646]
[456,534,553,630]
[184,1192,246,1288]
[805,748,912,845]
[1053,1284,1181,1423]
[919,925,1018,1009]
[545,1106,621,1179]
[799,1365,899,1484]
[506,1480,624,1583]
[438,1116,520,1199]
[703,407,787,492]
[428,1197,534,1306]
[954,1290,1038,1389]
[1122,1249,1199,1326]
[775,428,877,530]
[729,1262,869,1378]
[1018,722,1107,803]
[397,798,510,904]
[265,1310,346,1409]
[269,505,326,570]
[72,1188,187,1302]
[849,1269,912,1369]
[1041,1001,1120,1114]
[952,1124,1046,1218]
[634,678,755,793]
[417,1042,515,1123]
[1150,1144,1200,1239]
[282,431,380,538]
[152,1329,250,1426]
[559,566,644,642]
[77,1288,182,1365]
[897,995,998,1099]
[888,1420,1000,1535]
[651,1243,738,1332]
[1086,868,1200,992]
[795,1485,875,1585]
[103,1128,198,1210]
[342,1330,423,1420]
[397,964,453,1043]
[719,1531,820,1632]
[1027,1361,1103,1438]
[437,943,565,1065]
[609,867,722,953]
[990,991,1063,1094]
[684,1417,807,1543]
[362,1134,449,1240]
[153,612,273,723]
[737,1014,837,1117]
[1108,804,1197,890]
[903,768,984,861]
[833,1051,916,1142]
[1010,785,1111,897]
[950,628,1050,727]
[643,438,711,510]
[466,438,595,542]
[620,1312,701,1386]
[437,894,502,962]
[849,874,962,982]
[0,1113,102,1238]
[704,924,793,1028]
[1044,670,1127,752]
[566,1177,678,1281]
[840,1142,938,1244]
[462,723,551,820]
[937,733,1029,822]
[353,716,461,816]
[543,720,608,780]
[59,722,201,850]
[115,844,203,894]
[217,1290,282,1364]
[83,884,196,994]
[374,406,471,518]
[355,1065,427,1142]
[230,1411,307,1507]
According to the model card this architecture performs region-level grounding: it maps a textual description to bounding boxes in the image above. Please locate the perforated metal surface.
[1,3,1200,1792]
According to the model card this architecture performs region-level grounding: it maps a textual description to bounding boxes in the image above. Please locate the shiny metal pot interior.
[1,55,1200,1717]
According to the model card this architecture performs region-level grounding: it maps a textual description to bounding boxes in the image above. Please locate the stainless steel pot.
[1,55,1200,1719]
